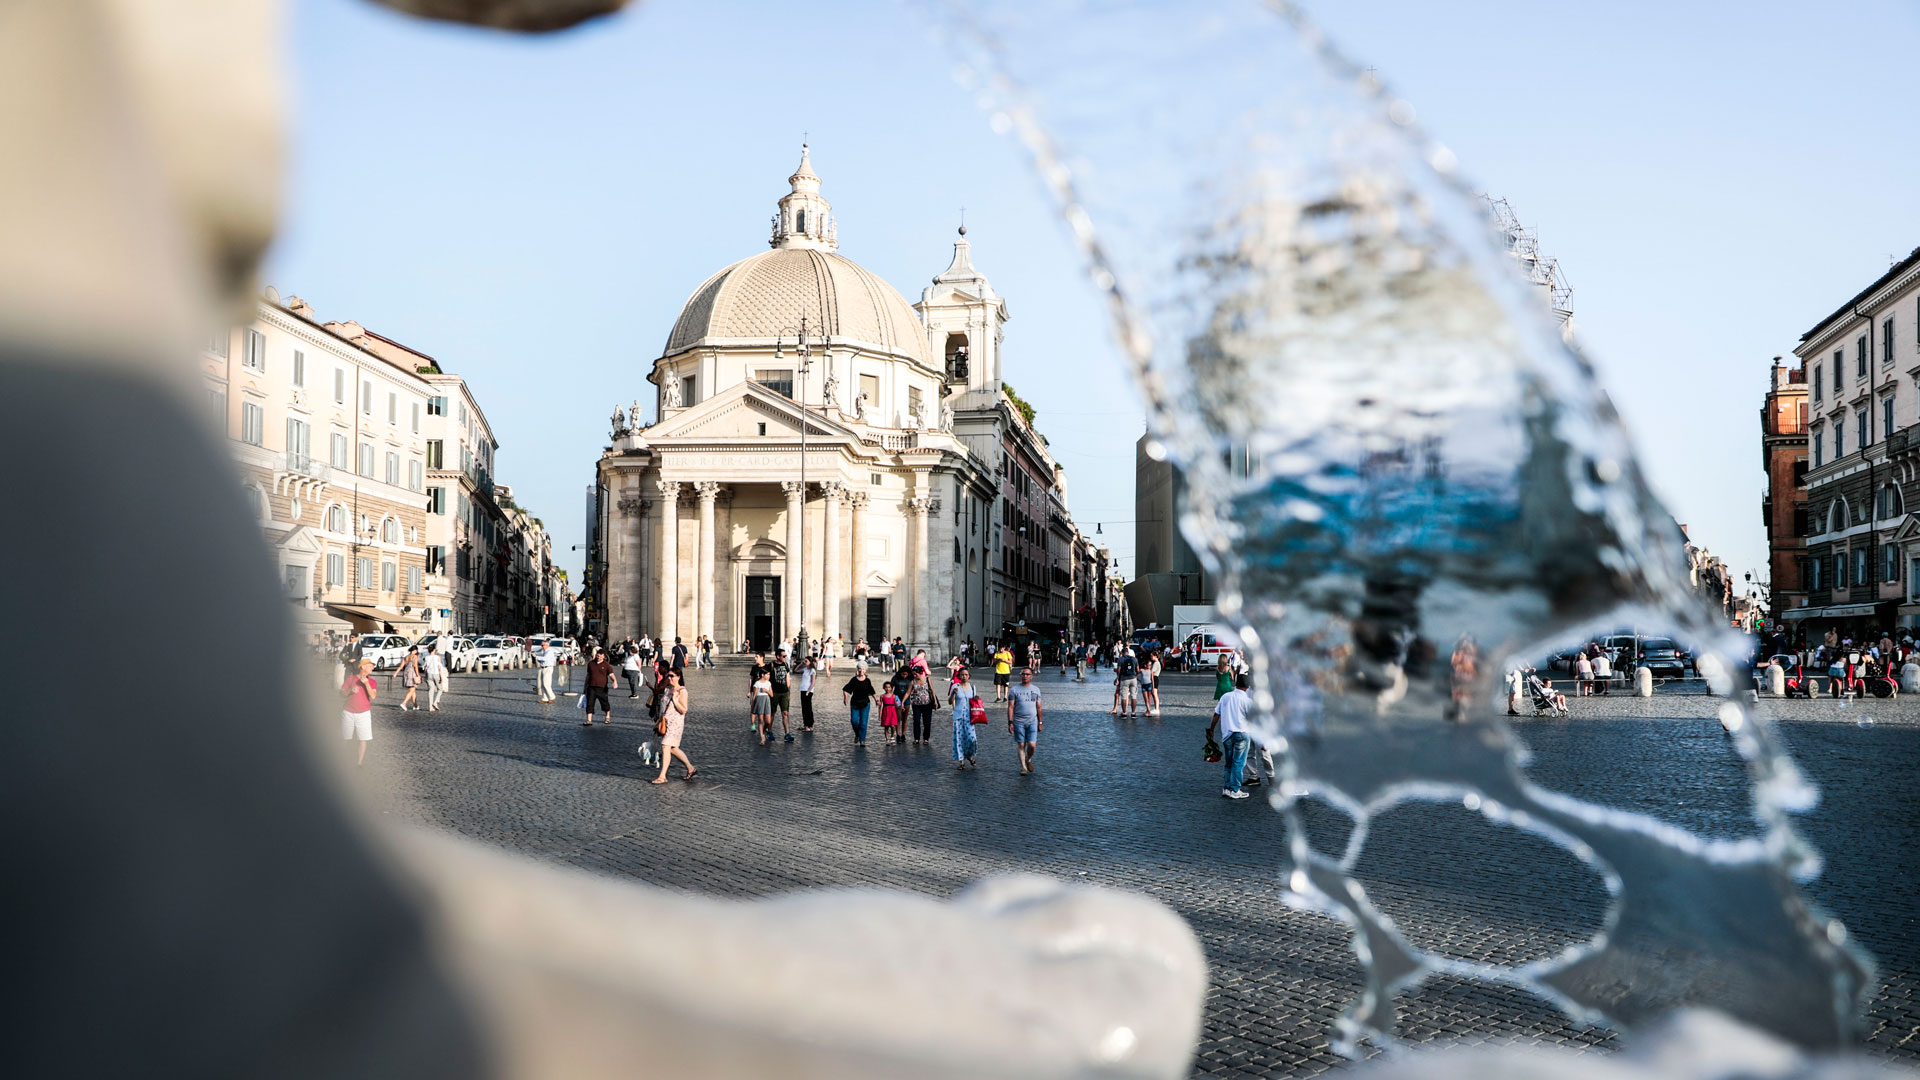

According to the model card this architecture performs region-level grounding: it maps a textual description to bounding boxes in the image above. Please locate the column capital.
[907,496,933,515]
[846,490,869,510]
[926,496,941,516]
[818,479,847,501]
[616,494,649,517]
[655,479,682,502]
[780,479,808,499]
[691,480,723,501]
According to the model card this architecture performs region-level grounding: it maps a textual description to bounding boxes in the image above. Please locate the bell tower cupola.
[769,143,837,252]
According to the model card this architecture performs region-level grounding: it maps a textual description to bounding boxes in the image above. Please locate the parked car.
[353,634,412,670]
[470,636,514,668]
[1636,637,1690,678]
[443,635,478,672]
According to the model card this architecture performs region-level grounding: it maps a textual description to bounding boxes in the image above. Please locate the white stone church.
[594,147,1078,655]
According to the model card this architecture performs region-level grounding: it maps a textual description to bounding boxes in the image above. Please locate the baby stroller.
[1529,675,1568,717]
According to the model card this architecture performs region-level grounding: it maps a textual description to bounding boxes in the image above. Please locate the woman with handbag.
[650,669,696,784]
[908,669,934,745]
[948,667,982,770]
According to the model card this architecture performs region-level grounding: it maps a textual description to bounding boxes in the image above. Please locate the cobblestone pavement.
[357,665,1920,1076]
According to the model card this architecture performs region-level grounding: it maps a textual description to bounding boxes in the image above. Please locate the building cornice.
[1797,247,1920,353]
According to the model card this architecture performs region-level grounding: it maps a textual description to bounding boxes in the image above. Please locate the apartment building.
[203,289,437,637]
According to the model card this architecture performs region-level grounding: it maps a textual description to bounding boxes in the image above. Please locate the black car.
[1637,636,1689,678]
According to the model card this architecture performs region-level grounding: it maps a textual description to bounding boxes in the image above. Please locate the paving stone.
[355,666,1920,1075]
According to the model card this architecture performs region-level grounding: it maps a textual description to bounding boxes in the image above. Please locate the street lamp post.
[775,317,815,658]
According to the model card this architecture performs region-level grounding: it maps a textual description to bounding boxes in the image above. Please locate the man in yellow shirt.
[992,645,1014,702]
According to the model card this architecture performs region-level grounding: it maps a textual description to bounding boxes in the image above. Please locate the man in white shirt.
[1208,672,1256,799]
[423,641,449,712]
[533,641,558,703]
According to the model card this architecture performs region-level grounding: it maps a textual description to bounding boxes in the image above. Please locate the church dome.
[660,146,933,368]
[663,246,933,366]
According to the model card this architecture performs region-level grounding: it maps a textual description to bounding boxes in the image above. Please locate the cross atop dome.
[770,142,836,252]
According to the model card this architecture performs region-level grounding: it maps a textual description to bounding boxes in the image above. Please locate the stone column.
[614,489,647,640]
[693,481,721,641]
[655,479,680,640]
[847,491,869,643]
[927,492,948,654]
[908,496,932,650]
[820,481,844,644]
[715,489,733,647]
[782,479,805,639]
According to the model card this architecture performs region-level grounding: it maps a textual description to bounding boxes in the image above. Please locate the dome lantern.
[771,143,837,252]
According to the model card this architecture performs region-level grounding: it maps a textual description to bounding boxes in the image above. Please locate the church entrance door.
[746,575,781,653]
[865,597,886,649]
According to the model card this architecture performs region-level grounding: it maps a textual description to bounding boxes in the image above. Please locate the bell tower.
[769,143,837,252]
[917,224,1008,396]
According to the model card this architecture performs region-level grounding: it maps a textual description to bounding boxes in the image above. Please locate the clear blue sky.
[270,0,1920,592]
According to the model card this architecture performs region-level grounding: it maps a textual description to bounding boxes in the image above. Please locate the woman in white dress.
[651,670,695,783]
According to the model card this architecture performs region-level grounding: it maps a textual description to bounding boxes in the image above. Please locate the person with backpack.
[948,666,982,770]
[1112,647,1139,717]
[768,649,795,743]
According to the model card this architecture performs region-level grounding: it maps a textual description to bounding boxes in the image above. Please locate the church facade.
[591,148,1082,655]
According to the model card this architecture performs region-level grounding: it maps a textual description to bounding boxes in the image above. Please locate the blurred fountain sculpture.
[0,2,1203,1078]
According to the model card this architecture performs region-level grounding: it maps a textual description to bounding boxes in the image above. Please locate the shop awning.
[1781,603,1881,621]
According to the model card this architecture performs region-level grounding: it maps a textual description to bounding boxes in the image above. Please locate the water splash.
[933,0,1872,1052]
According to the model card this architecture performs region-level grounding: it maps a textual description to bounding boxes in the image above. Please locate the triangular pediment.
[647,380,858,443]
[1895,515,1920,543]
[276,525,322,556]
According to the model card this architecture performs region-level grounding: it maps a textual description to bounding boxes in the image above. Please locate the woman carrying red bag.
[948,667,982,770]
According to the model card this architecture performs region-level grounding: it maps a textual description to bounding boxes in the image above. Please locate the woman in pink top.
[341,658,377,766]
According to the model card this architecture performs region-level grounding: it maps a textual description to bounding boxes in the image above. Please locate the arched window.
[326,504,347,534]
[1828,499,1848,534]
[244,485,267,520]
[382,517,400,544]
[796,209,806,233]
[1878,484,1905,520]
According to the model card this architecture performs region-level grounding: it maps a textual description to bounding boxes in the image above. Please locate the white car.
[443,635,478,672]
[469,636,516,669]
[354,634,412,670]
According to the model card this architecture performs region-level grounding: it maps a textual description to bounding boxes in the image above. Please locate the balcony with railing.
[863,431,919,452]
[281,451,331,481]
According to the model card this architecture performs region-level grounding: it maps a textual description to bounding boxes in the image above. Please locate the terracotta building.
[1759,358,1809,628]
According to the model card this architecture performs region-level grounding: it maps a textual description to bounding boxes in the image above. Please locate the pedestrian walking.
[1209,672,1253,799]
[341,657,377,766]
[621,644,643,698]
[582,647,615,725]
[1212,655,1234,702]
[798,655,818,731]
[992,644,1014,702]
[533,639,558,703]
[1505,665,1524,716]
[650,669,697,783]
[1112,647,1139,717]
[843,664,876,748]
[749,666,776,745]
[908,668,934,744]
[1007,667,1043,775]
[769,649,795,742]
[424,640,448,712]
[1075,642,1088,683]
[671,636,688,676]
[398,646,422,711]
[948,666,981,770]
[878,684,902,743]
[1143,650,1162,716]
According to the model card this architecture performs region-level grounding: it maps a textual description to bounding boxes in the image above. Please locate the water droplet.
[1097,1026,1137,1061]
